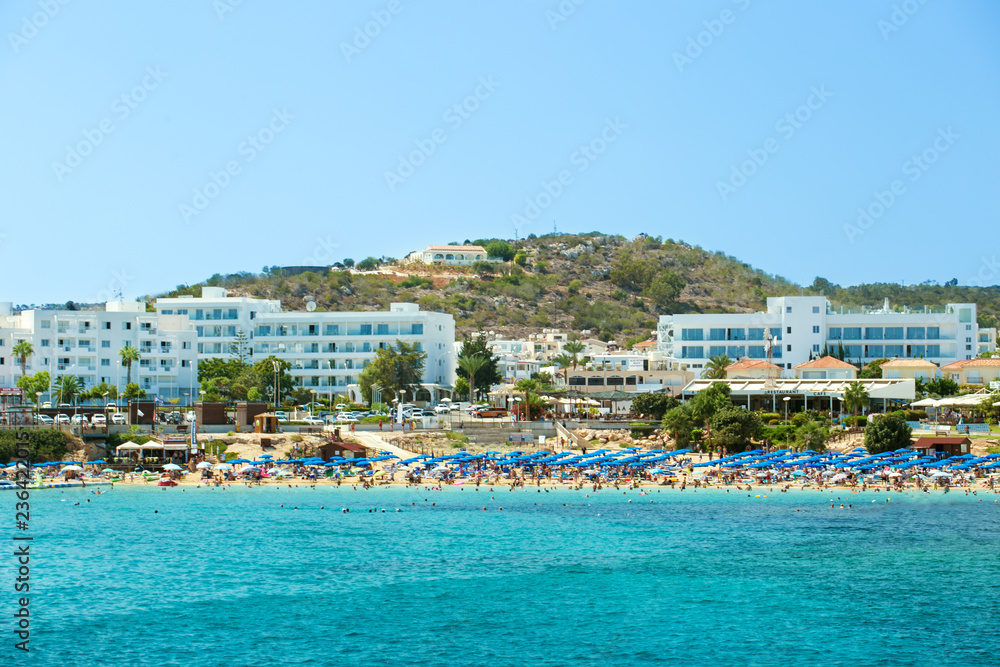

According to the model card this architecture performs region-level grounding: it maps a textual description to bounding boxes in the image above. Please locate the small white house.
[406,245,490,266]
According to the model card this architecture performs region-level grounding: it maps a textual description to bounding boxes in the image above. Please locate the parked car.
[36,414,54,425]
[105,403,118,411]
[111,413,126,425]
[334,413,358,423]
[335,404,347,411]
[184,410,196,422]
[302,416,325,426]
[54,414,70,424]
[466,403,487,414]
[434,404,452,414]
[70,414,89,425]
[473,407,508,418]
[274,411,289,423]
[91,414,107,426]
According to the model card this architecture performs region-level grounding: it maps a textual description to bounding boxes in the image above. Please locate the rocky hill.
[146,232,1000,344]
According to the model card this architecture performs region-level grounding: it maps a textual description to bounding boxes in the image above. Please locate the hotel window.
[926,327,940,339]
[926,345,941,357]
[161,309,173,315]
[227,309,238,319]
[325,325,339,335]
[812,306,820,313]
[377,324,389,335]
[748,346,766,358]
[828,328,842,340]
[865,327,883,340]
[41,339,50,347]
[709,346,726,357]
[812,326,820,334]
[843,327,862,340]
[681,328,704,341]
[102,322,110,330]
[41,321,50,329]
[812,344,821,353]
[786,327,792,334]
[748,328,764,341]
[708,328,726,341]
[907,327,926,340]
[101,341,110,348]
[885,345,904,357]
[866,345,883,358]
[101,359,110,366]
[122,322,131,330]
[786,306,792,313]
[182,360,190,367]
[884,327,903,339]
[360,324,372,335]
[411,324,423,335]
[727,328,745,341]
[786,345,791,352]
[727,346,745,358]
[681,346,704,359]
[770,328,782,340]
[908,345,925,357]
[844,345,862,358]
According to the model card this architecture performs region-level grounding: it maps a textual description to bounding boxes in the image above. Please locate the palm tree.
[843,381,869,423]
[119,344,140,385]
[53,375,81,405]
[514,378,541,422]
[704,355,732,379]
[562,341,587,369]
[552,353,575,386]
[12,341,33,377]
[457,353,488,402]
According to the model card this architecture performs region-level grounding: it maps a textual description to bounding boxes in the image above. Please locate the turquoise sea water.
[9,484,1000,666]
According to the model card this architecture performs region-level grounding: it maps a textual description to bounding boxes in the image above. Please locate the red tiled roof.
[880,359,938,368]
[726,358,782,371]
[941,357,1000,371]
[422,245,486,252]
[793,356,857,370]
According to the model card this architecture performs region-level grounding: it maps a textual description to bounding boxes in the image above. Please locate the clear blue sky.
[2,1,998,305]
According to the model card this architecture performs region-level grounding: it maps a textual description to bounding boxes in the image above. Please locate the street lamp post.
[35,392,42,426]
[398,389,406,424]
[310,389,317,416]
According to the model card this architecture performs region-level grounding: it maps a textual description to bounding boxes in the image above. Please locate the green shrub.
[760,413,780,423]
[768,419,780,426]
[630,424,655,438]
[568,280,582,295]
[790,413,808,427]
[691,428,703,441]
[0,429,73,464]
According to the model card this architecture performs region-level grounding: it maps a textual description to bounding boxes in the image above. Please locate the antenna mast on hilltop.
[553,220,557,235]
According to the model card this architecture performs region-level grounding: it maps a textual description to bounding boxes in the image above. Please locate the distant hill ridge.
[138,232,999,344]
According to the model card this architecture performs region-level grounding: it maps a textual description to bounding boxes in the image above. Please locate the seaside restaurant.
[680,378,916,415]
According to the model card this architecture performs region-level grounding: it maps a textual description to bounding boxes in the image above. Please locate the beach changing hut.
[910,436,972,457]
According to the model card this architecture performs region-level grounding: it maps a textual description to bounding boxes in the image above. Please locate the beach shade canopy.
[162,463,183,471]
[86,460,106,464]
[259,454,274,459]
[101,468,116,473]
[213,463,234,471]
[195,461,214,469]
[910,398,940,408]
[116,442,142,452]
[60,465,84,472]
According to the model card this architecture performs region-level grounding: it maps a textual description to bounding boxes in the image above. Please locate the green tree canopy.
[456,335,502,397]
[357,341,427,404]
[843,381,870,416]
[16,371,50,405]
[858,358,889,379]
[52,375,82,404]
[864,413,912,454]
[690,383,732,451]
[485,240,515,261]
[631,392,679,420]
[119,344,141,385]
[710,407,763,455]
[704,355,732,379]
[12,341,33,376]
[641,271,685,311]
[662,404,695,450]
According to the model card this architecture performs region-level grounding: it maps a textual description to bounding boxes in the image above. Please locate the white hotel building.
[0,289,456,403]
[659,296,993,377]
[0,301,199,400]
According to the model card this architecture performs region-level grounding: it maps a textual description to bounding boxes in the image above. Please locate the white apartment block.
[252,302,456,403]
[154,287,281,357]
[658,296,994,377]
[0,301,198,400]
[0,288,456,404]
